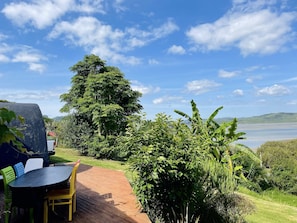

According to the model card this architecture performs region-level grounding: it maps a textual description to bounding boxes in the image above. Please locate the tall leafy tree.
[60,54,142,151]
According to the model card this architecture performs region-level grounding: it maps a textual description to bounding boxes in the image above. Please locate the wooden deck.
[0,163,151,223]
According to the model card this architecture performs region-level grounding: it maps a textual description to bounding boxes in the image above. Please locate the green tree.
[60,54,142,155]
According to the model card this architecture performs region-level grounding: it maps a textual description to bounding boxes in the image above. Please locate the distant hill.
[216,112,297,124]
[52,116,65,121]
[51,112,297,124]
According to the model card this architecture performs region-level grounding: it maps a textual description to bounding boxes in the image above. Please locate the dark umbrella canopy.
[0,102,49,169]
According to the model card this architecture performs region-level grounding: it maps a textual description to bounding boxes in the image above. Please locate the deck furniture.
[24,158,44,173]
[13,162,25,178]
[9,166,73,223]
[0,166,16,223]
[45,161,80,222]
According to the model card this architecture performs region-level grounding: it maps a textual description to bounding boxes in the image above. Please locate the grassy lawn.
[52,147,297,223]
[239,187,297,223]
[243,194,297,222]
[50,147,128,171]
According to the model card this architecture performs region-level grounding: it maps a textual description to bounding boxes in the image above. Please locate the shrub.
[257,140,297,193]
[127,101,254,223]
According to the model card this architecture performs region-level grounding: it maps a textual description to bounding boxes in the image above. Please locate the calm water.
[236,123,297,149]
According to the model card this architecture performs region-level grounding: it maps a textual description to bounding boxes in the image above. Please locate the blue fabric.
[13,162,25,178]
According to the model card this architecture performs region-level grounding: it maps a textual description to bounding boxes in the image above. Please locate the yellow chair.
[0,166,16,223]
[44,161,80,222]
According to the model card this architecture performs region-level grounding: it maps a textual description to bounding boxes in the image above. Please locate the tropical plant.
[175,100,246,175]
[128,100,254,223]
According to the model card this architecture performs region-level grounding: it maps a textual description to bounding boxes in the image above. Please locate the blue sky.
[0,0,297,120]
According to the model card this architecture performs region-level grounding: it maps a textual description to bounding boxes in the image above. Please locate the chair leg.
[68,201,73,221]
[73,193,77,213]
[50,200,55,212]
[29,208,34,223]
[43,199,48,223]
[7,202,12,223]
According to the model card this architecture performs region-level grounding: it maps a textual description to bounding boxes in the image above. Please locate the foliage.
[51,147,297,223]
[257,139,297,194]
[175,101,265,193]
[175,100,253,179]
[230,144,268,192]
[43,115,59,135]
[56,114,93,153]
[127,100,254,223]
[59,54,142,155]
[0,107,24,150]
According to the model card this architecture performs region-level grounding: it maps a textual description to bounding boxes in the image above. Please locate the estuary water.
[236,122,297,150]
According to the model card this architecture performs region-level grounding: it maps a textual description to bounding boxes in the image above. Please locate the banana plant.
[175,100,247,178]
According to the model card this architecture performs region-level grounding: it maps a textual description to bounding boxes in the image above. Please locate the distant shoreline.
[216,112,297,124]
[237,122,297,150]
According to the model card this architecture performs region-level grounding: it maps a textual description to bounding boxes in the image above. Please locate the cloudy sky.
[0,0,297,119]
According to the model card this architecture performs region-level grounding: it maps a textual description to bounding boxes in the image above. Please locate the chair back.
[13,162,25,178]
[24,158,44,173]
[0,166,16,199]
[69,161,80,194]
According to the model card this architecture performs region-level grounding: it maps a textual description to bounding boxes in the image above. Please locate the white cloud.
[0,44,46,72]
[218,69,239,78]
[281,76,297,83]
[186,80,221,95]
[72,0,105,14]
[113,0,126,13]
[48,16,178,64]
[11,46,47,72]
[233,89,244,96]
[186,1,296,55]
[125,18,179,47]
[153,96,183,105]
[257,84,290,96]
[245,66,261,72]
[131,81,160,95]
[246,75,262,83]
[2,0,74,29]
[148,59,159,65]
[0,88,65,117]
[150,18,179,39]
[28,63,46,73]
[0,44,12,62]
[0,89,61,101]
[12,50,43,63]
[168,45,186,55]
[0,54,9,62]
[0,33,8,41]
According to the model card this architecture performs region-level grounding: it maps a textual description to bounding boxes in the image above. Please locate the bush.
[127,101,254,223]
[257,139,297,193]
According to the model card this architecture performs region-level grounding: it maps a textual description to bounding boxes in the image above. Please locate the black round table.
[9,166,73,189]
[9,166,73,222]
